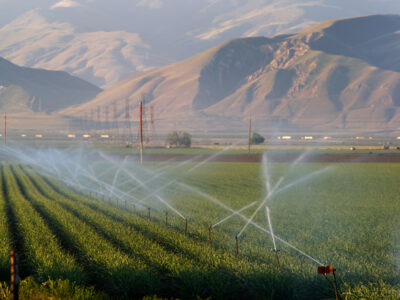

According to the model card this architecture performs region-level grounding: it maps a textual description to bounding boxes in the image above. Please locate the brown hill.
[0,57,101,113]
[61,15,400,132]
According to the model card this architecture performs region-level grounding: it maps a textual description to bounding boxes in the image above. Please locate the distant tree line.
[251,132,264,144]
[165,131,192,147]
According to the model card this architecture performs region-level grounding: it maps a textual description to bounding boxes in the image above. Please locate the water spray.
[5,145,329,270]
[185,140,241,174]
[212,201,257,228]
[266,207,280,271]
[318,265,340,300]
[237,177,284,239]
[99,154,187,221]
[178,182,324,266]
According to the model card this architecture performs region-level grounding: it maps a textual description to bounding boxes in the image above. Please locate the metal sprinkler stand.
[147,207,151,220]
[165,211,168,227]
[208,226,212,246]
[235,235,239,257]
[184,218,188,236]
[273,249,281,271]
[318,265,339,300]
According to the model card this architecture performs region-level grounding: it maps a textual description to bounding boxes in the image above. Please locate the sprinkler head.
[318,265,335,275]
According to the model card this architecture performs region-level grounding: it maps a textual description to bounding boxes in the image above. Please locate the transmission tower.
[148,105,155,144]
[124,98,133,146]
[112,102,120,143]
[97,105,101,134]
[90,109,94,132]
[104,105,109,135]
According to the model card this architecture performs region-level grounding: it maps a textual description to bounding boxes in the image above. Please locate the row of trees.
[165,131,192,147]
[164,131,265,147]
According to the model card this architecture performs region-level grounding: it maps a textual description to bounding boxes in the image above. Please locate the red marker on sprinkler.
[318,265,339,300]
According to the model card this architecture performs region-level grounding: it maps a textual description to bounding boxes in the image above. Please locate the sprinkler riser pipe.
[317,265,339,300]
[274,249,281,271]
[235,236,239,257]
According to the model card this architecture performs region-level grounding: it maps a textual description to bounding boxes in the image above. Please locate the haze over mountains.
[0,56,101,113]
[62,15,400,132]
[1,0,400,87]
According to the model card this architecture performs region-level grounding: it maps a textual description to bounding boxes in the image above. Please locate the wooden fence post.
[10,250,19,300]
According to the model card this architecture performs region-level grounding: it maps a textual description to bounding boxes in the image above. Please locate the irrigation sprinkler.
[147,207,151,220]
[318,265,339,300]
[208,225,212,246]
[235,235,239,257]
[266,207,280,271]
[273,249,281,271]
[184,218,188,236]
[165,211,168,227]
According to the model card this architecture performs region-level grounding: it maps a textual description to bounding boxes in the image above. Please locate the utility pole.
[248,117,252,153]
[139,101,143,164]
[4,112,6,145]
[113,102,119,143]
[97,106,101,133]
[125,98,133,145]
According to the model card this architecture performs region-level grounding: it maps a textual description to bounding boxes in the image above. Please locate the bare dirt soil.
[135,153,400,163]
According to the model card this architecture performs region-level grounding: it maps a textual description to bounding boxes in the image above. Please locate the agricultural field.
[0,147,398,299]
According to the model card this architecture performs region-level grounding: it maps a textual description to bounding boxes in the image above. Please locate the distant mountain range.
[62,15,400,132]
[0,56,101,113]
[1,0,400,87]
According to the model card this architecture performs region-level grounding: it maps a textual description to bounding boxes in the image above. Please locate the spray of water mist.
[266,206,277,251]
[185,140,241,174]
[176,181,324,265]
[212,201,257,228]
[237,176,284,238]
[2,142,331,266]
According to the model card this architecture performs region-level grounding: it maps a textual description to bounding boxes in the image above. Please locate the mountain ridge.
[0,56,101,113]
[61,15,400,132]
[2,1,400,87]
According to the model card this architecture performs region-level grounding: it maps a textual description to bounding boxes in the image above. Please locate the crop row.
[2,161,399,299]
[18,164,296,299]
[10,164,158,298]
[1,164,85,283]
[0,165,11,281]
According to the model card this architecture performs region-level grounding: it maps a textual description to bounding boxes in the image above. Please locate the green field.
[0,158,398,299]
